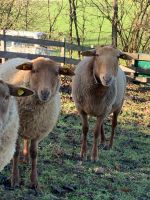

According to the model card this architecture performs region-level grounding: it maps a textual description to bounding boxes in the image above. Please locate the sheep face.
[82,46,132,87]
[0,80,34,129]
[94,47,119,87]
[30,59,60,103]
[16,57,75,103]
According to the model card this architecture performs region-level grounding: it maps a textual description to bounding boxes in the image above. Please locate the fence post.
[64,38,66,65]
[60,37,66,66]
[1,29,6,63]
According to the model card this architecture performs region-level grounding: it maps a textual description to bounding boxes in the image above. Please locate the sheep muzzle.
[38,89,51,102]
[100,74,114,87]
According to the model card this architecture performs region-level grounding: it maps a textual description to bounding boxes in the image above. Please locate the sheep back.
[0,58,30,84]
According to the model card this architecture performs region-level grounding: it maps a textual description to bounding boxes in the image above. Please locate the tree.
[0,0,23,30]
[18,0,43,31]
[112,0,118,47]
[47,0,64,38]
[69,0,80,47]
[90,0,150,52]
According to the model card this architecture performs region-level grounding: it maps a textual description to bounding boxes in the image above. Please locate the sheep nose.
[41,89,50,101]
[103,76,112,84]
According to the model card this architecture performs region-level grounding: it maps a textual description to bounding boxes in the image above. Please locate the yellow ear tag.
[18,89,24,96]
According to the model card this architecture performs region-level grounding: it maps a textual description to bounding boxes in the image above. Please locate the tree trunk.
[25,0,29,31]
[72,0,80,58]
[112,0,118,48]
[69,0,73,57]
[72,0,80,47]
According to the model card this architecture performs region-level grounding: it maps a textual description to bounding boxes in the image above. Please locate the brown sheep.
[0,57,74,189]
[72,46,132,161]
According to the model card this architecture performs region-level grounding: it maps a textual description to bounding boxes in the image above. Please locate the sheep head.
[0,80,34,130]
[16,57,75,103]
[82,46,132,87]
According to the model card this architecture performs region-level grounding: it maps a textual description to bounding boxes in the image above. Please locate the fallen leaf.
[120,187,131,192]
[94,167,105,174]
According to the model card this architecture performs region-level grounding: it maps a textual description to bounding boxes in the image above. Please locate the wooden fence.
[0,32,91,65]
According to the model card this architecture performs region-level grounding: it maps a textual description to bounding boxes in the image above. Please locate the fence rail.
[0,33,91,65]
[0,51,79,65]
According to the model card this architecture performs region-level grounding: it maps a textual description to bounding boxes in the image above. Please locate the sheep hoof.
[99,143,106,149]
[11,177,20,189]
[103,144,111,150]
[100,138,107,144]
[29,182,38,189]
[11,182,20,189]
[81,156,88,161]
[29,182,42,195]
[79,153,87,161]
[1,176,18,190]
[90,156,99,163]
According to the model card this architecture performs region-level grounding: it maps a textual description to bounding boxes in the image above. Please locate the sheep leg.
[80,111,89,160]
[109,111,119,148]
[23,139,30,163]
[100,123,106,144]
[11,139,20,187]
[91,117,103,162]
[30,139,39,190]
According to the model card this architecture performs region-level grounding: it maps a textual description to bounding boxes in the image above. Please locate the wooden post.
[60,37,66,66]
[1,29,6,63]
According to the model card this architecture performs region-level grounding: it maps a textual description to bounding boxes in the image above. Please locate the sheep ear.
[8,84,34,97]
[59,67,75,76]
[16,62,33,70]
[118,52,133,60]
[81,49,97,56]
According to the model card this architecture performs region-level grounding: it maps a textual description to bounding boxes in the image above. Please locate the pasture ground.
[0,80,150,200]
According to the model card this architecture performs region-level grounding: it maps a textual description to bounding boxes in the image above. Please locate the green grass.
[0,82,150,199]
[14,0,138,47]
[15,0,112,46]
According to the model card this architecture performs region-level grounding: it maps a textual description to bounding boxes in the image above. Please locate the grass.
[14,0,137,47]
[0,81,150,200]
[16,0,112,45]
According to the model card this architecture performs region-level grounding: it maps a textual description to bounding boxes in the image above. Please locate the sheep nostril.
[41,90,50,100]
[103,76,111,83]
